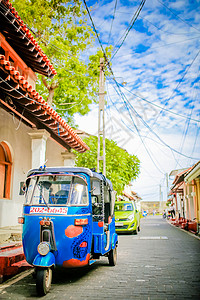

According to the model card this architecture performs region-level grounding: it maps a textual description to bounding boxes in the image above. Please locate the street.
[0,215,200,300]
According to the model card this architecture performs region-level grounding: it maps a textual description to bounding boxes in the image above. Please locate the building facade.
[169,161,200,232]
[0,0,89,227]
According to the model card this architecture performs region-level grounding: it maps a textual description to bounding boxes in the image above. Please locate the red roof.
[0,54,89,153]
[0,0,56,78]
[172,167,192,185]
[184,161,200,178]
[122,191,134,200]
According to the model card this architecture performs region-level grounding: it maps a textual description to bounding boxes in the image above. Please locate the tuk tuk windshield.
[26,175,88,206]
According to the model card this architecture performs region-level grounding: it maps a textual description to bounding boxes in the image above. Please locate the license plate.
[115,222,124,226]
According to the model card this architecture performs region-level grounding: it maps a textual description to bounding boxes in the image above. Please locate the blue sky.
[75,0,200,202]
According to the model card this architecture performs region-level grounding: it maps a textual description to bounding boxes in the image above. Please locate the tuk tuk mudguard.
[111,233,118,249]
[33,252,55,267]
[92,219,118,255]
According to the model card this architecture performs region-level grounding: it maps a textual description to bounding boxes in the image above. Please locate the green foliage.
[74,136,140,194]
[12,0,112,126]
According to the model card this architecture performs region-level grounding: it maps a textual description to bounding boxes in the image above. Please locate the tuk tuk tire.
[36,268,52,296]
[108,245,117,266]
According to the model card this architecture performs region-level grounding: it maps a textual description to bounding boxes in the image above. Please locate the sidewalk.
[0,225,29,283]
[167,217,200,240]
[0,225,22,246]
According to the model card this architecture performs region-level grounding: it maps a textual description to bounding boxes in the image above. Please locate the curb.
[167,220,200,240]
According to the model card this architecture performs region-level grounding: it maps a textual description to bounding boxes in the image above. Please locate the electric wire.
[107,79,199,168]
[141,48,200,131]
[110,82,166,175]
[116,11,199,36]
[0,2,86,63]
[108,79,200,123]
[106,88,179,163]
[83,0,110,64]
[127,98,199,160]
[115,35,200,58]
[108,74,199,161]
[83,0,199,162]
[157,0,200,33]
[107,0,118,44]
[110,0,146,61]
[174,107,194,170]
[0,76,84,109]
[109,93,184,172]
[113,73,199,163]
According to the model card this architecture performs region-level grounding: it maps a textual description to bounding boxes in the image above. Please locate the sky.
[75,0,200,202]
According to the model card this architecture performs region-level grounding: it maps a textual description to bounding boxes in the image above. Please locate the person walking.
[170,203,175,218]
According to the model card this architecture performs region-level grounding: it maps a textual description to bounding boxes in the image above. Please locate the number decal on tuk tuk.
[29,206,68,214]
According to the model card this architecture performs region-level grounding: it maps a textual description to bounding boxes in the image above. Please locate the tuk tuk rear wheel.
[108,245,117,266]
[36,268,52,296]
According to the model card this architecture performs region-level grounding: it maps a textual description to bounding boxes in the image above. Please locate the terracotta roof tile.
[0,55,89,153]
[1,0,57,78]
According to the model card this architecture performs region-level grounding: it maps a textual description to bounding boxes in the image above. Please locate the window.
[25,175,88,206]
[0,142,12,199]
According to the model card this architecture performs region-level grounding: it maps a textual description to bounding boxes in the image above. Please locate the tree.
[74,136,140,194]
[13,0,112,126]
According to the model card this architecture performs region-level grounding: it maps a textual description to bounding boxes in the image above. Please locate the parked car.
[114,201,140,234]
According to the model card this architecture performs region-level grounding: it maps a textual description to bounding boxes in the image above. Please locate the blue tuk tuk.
[19,167,118,295]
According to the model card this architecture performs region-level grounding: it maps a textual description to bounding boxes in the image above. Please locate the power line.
[83,0,199,162]
[108,84,190,172]
[110,0,146,61]
[0,2,85,63]
[157,0,200,33]
[174,107,194,169]
[116,11,199,36]
[114,35,200,58]
[110,82,166,175]
[107,0,118,44]
[108,79,200,123]
[123,93,199,160]
[108,75,199,161]
[83,0,109,64]
[151,48,200,127]
[137,14,198,36]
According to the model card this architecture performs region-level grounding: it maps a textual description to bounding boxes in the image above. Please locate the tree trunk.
[42,77,59,106]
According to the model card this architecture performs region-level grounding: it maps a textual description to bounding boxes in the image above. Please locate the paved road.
[0,216,200,299]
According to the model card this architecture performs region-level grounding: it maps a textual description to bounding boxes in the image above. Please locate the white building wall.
[46,138,64,167]
[0,109,75,227]
[0,109,31,227]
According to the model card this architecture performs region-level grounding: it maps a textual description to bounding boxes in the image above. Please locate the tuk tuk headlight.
[37,242,50,256]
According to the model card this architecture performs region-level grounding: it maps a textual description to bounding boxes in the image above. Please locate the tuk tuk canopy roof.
[27,167,113,190]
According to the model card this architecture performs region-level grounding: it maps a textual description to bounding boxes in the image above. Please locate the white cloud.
[76,0,200,201]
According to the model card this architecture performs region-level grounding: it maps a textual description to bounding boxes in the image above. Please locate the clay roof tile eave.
[0,56,89,153]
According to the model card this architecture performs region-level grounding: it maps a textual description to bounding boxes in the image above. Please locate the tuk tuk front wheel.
[108,245,117,266]
[36,268,52,296]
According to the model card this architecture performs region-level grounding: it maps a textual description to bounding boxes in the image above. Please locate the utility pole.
[97,57,106,176]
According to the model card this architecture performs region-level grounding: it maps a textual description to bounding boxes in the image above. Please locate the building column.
[194,178,200,223]
[28,129,50,169]
[61,151,76,167]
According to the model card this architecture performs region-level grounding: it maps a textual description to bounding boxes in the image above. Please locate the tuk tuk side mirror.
[19,182,26,195]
